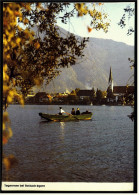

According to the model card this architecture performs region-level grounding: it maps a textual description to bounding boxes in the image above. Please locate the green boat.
[39,112,93,122]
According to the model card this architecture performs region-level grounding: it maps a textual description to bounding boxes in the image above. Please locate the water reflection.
[59,122,65,141]
[39,120,49,124]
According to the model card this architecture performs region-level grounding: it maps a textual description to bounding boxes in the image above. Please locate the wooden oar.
[72,115,79,120]
[63,111,79,120]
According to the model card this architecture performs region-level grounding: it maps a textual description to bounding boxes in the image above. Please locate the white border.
[1,182,134,191]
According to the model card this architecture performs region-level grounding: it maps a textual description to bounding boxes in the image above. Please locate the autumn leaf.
[3,131,10,144]
[34,78,43,86]
[24,3,31,11]
[3,112,9,124]
[23,18,29,25]
[34,42,40,49]
[87,26,92,32]
[3,155,18,171]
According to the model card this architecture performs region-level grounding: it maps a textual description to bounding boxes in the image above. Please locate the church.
[107,67,134,103]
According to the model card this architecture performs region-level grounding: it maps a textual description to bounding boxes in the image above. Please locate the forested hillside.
[35,27,134,93]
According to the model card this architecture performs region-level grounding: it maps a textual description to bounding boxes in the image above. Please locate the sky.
[57,2,135,46]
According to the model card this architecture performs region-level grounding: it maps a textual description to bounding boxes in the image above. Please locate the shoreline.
[9,103,133,106]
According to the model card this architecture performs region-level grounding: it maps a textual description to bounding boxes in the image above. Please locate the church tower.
[108,67,113,92]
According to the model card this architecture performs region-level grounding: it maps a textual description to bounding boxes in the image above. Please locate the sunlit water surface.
[2,105,134,182]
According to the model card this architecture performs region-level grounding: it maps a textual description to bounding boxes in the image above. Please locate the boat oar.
[65,112,79,120]
[72,115,79,120]
[69,113,79,120]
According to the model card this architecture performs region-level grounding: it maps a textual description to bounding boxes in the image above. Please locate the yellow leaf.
[3,64,8,72]
[16,37,21,44]
[3,71,9,82]
[3,112,9,123]
[7,95,13,103]
[3,155,18,171]
[18,26,22,31]
[8,127,13,138]
[37,3,42,9]
[34,42,40,49]
[3,158,10,170]
[3,122,6,130]
[25,4,31,11]
[3,85,9,94]
[23,18,29,25]
[34,77,43,86]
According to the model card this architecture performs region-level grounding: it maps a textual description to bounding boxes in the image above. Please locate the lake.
[2,105,134,182]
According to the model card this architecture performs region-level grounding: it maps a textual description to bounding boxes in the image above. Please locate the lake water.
[2,105,134,182]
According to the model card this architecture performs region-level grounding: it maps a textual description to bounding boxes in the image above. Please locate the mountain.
[34,27,134,93]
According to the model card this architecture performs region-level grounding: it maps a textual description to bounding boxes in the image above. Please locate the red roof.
[35,92,47,98]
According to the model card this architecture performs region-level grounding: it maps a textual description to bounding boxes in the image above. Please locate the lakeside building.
[77,90,95,100]
[107,67,134,103]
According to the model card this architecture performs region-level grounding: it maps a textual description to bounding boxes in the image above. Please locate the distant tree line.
[24,86,134,106]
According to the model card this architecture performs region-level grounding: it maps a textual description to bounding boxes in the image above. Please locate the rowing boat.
[39,112,93,122]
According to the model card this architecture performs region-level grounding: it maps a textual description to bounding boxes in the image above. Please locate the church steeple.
[109,67,113,83]
[108,67,113,92]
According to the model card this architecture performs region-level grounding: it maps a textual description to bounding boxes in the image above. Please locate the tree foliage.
[118,4,135,121]
[3,2,109,105]
[3,2,109,171]
[91,87,96,99]
[118,5,135,35]
[96,88,103,102]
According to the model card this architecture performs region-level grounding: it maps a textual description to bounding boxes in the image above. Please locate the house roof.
[113,86,134,94]
[35,92,47,98]
[77,90,93,96]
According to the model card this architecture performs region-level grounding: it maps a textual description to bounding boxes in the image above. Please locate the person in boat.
[82,110,92,114]
[71,108,75,115]
[59,107,65,115]
[76,108,80,115]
